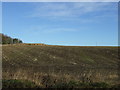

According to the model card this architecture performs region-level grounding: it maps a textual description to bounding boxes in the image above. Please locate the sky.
[2,2,118,46]
[0,1,1,33]
[2,0,119,2]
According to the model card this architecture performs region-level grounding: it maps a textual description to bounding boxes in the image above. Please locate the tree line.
[0,33,23,44]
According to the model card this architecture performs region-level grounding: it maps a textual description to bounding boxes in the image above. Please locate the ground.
[1,44,120,88]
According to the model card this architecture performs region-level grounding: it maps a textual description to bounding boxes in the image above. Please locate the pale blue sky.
[2,2,118,46]
[0,2,2,33]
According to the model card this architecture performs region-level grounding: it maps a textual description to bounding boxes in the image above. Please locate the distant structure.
[26,43,47,46]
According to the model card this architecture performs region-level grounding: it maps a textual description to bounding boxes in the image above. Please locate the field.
[2,44,120,88]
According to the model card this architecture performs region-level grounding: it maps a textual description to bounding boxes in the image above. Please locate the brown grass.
[2,44,119,87]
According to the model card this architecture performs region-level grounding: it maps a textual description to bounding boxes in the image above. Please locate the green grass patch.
[51,81,112,88]
[2,79,40,88]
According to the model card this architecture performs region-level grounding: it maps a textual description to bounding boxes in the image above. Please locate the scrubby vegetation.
[2,44,119,88]
[2,79,120,88]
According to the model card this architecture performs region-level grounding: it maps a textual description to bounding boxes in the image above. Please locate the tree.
[13,38,19,44]
[0,33,23,44]
[19,40,23,43]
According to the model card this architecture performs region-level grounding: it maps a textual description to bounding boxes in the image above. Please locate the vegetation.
[3,79,120,88]
[2,44,119,88]
[2,79,39,88]
[0,33,23,44]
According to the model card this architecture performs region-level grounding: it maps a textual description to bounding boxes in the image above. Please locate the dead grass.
[2,45,119,87]
[3,68,119,87]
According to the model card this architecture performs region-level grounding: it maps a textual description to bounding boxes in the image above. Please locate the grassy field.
[2,44,120,88]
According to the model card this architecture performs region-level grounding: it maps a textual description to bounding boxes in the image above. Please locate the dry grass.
[3,68,119,87]
[2,45,120,87]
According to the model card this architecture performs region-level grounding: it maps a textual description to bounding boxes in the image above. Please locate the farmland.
[2,44,120,88]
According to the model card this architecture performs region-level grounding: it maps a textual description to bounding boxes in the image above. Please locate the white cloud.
[29,3,71,17]
[43,28,78,33]
[28,2,116,18]
[26,25,79,33]
[24,2,117,25]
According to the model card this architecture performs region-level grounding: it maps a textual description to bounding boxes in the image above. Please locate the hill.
[2,44,119,88]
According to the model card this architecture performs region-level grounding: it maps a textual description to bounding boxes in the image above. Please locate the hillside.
[2,44,119,87]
